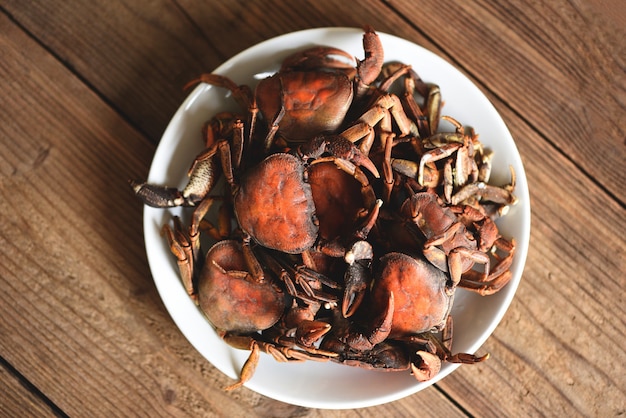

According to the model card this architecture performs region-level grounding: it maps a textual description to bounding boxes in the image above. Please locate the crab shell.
[234,153,318,254]
[256,71,354,143]
[370,252,453,338]
[197,240,288,332]
[307,160,366,241]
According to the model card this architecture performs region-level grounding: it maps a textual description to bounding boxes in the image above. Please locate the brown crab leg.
[378,63,412,92]
[355,25,384,98]
[161,219,196,301]
[184,73,254,112]
[460,270,513,296]
[450,181,517,206]
[418,142,462,186]
[262,105,286,153]
[425,84,442,135]
[447,247,490,289]
[443,158,454,203]
[188,197,217,260]
[241,233,266,283]
[381,132,395,203]
[224,338,260,391]
[304,135,380,178]
[198,198,231,241]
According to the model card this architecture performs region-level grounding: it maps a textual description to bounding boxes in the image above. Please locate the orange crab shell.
[234,153,318,254]
[256,71,353,142]
[197,240,288,333]
[371,252,453,338]
[307,160,365,241]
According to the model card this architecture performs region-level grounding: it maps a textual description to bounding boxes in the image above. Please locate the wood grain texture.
[0,360,59,417]
[2,0,220,142]
[1,0,624,416]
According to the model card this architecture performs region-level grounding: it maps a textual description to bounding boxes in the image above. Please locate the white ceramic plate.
[143,27,530,409]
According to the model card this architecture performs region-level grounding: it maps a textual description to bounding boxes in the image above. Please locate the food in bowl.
[131,26,518,391]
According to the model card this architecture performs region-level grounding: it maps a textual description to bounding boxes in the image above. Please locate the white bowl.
[143,27,530,409]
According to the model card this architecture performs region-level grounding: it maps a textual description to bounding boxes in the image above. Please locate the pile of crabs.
[132,27,517,390]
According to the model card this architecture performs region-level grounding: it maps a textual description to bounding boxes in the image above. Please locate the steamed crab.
[319,250,488,381]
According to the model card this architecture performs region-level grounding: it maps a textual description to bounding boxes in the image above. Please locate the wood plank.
[0,7,468,418]
[2,0,222,142]
[593,0,626,29]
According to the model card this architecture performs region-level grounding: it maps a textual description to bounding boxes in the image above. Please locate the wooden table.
[1,1,624,416]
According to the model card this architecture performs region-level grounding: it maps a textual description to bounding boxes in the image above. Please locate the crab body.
[371,252,453,337]
[234,153,318,254]
[197,240,288,332]
[256,71,354,143]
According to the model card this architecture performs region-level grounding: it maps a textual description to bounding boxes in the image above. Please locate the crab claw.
[295,319,332,348]
[345,292,394,351]
[342,263,368,318]
[129,180,186,207]
[357,25,384,87]
[325,135,381,178]
[410,350,442,382]
[343,240,374,317]
[183,73,254,111]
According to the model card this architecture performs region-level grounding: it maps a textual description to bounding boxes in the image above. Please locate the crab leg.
[130,145,218,208]
[459,238,516,295]
[447,247,490,289]
[161,218,196,300]
[381,131,395,202]
[130,135,231,208]
[451,165,517,206]
[418,142,462,186]
[129,181,186,208]
[355,25,384,98]
[262,105,286,153]
[188,197,218,260]
[241,233,266,283]
[301,135,381,178]
[342,94,419,154]
[184,73,254,113]
[223,337,261,391]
